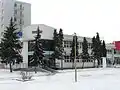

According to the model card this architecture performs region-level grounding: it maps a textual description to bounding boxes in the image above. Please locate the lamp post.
[112,48,114,66]
[74,33,77,82]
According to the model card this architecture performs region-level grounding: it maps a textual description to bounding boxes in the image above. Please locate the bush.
[20,71,32,81]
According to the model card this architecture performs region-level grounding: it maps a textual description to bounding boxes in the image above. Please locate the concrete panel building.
[0,0,31,38]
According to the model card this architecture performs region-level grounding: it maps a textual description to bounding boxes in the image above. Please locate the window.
[66,56,69,59]
[79,42,82,48]
[22,6,24,10]
[67,45,68,47]
[64,41,72,48]
[22,20,24,25]
[107,49,112,54]
[14,17,17,21]
[1,24,4,28]
[14,3,17,7]
[1,9,4,14]
[2,9,4,14]
[64,45,66,48]
[88,43,91,49]
[1,16,3,21]
[114,50,116,54]
[2,2,3,7]
[20,4,22,9]
[67,60,69,62]
[20,19,22,24]
[64,41,66,44]
[14,10,17,14]
[1,32,4,36]
[20,11,22,16]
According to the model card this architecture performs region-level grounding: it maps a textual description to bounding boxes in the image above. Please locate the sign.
[17,32,22,38]
[114,41,120,50]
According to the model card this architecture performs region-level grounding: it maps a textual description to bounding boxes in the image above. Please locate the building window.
[2,2,3,7]
[20,4,22,9]
[88,43,91,49]
[20,19,22,24]
[22,6,24,10]
[67,60,69,62]
[1,16,4,22]
[79,42,82,48]
[14,17,17,22]
[114,50,116,54]
[1,9,4,14]
[22,20,24,25]
[107,49,112,54]
[14,10,17,14]
[64,41,72,48]
[65,60,67,62]
[1,24,4,28]
[1,32,3,35]
[14,3,17,7]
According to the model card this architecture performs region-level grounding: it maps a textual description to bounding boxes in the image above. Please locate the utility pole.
[74,33,77,82]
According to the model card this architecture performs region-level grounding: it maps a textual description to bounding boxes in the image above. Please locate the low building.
[21,24,120,69]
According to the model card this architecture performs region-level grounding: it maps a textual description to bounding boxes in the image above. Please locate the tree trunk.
[34,66,37,74]
[61,59,63,70]
[9,62,12,73]
[97,59,100,68]
[93,59,96,68]
[54,59,56,69]
[82,59,85,69]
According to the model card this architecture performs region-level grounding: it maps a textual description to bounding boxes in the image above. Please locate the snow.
[1,68,120,90]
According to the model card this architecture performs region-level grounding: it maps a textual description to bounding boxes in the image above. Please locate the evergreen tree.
[30,27,44,73]
[91,36,96,67]
[101,40,107,57]
[58,28,64,69]
[70,34,79,68]
[51,29,59,68]
[95,32,102,66]
[0,18,23,72]
[81,37,89,68]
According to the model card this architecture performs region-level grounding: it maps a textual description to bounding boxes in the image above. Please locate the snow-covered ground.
[1,68,120,90]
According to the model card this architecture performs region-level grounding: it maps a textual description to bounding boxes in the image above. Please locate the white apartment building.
[21,24,120,69]
[0,0,31,37]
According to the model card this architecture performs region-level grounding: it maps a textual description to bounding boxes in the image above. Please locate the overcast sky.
[18,0,120,43]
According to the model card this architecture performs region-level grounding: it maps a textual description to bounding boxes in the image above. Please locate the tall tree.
[30,27,44,73]
[101,40,107,57]
[91,36,96,67]
[51,29,59,68]
[0,18,23,72]
[58,28,64,69]
[81,37,89,68]
[95,32,102,66]
[70,34,79,68]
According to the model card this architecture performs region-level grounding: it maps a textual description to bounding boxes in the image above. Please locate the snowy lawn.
[1,68,120,90]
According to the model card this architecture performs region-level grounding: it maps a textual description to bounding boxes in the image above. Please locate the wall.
[0,0,15,35]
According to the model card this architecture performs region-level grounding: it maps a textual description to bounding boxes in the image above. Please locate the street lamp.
[74,33,77,82]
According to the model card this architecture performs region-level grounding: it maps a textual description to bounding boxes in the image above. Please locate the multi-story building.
[22,24,120,69]
[0,0,31,38]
